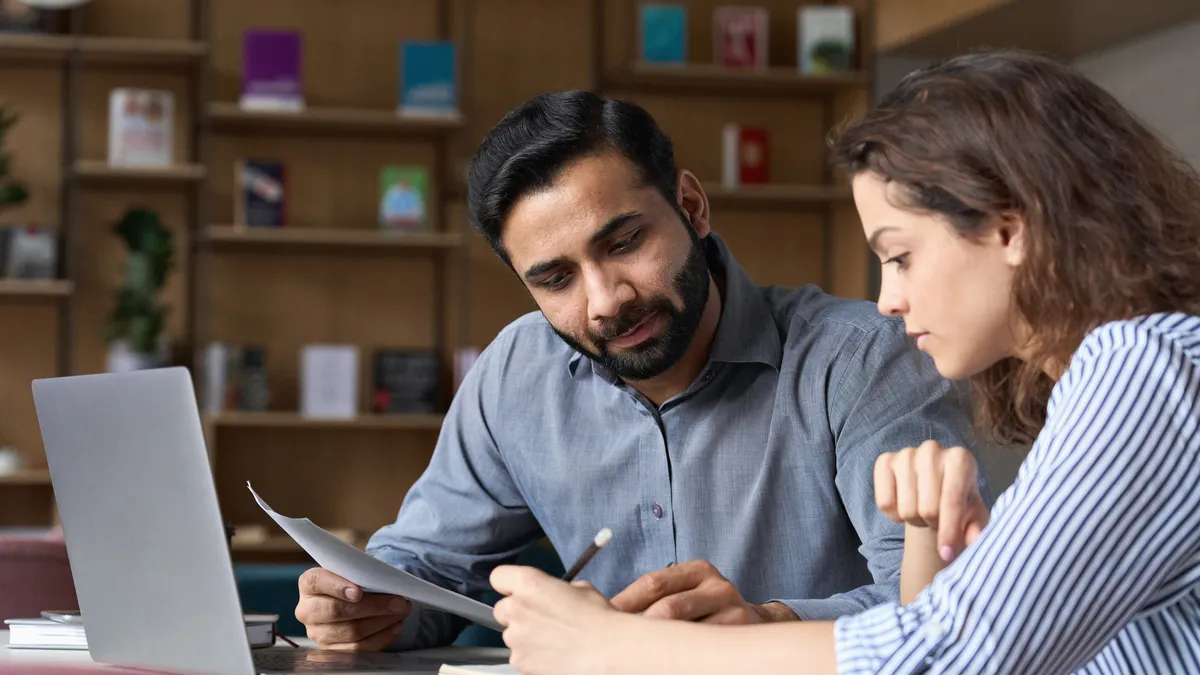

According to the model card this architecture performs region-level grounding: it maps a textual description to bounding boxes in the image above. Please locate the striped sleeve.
[833,318,1200,674]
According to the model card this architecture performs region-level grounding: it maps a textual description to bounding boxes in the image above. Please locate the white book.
[797,5,856,74]
[107,88,174,167]
[300,344,360,418]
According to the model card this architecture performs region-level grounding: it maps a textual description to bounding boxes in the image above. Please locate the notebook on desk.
[4,613,279,651]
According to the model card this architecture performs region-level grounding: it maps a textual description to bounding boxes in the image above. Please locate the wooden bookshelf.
[208,102,464,136]
[604,63,868,96]
[705,184,854,209]
[205,411,445,431]
[0,279,73,298]
[878,0,1200,60]
[0,469,52,486]
[0,33,206,64]
[203,225,463,252]
[73,160,207,184]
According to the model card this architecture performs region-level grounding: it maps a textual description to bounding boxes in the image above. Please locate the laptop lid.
[32,367,256,675]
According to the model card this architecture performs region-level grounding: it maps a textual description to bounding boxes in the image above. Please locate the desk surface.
[0,630,511,673]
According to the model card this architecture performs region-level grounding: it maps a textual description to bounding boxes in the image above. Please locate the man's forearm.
[770,575,900,622]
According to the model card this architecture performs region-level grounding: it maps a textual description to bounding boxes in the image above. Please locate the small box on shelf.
[639,3,687,65]
[721,123,769,189]
[397,40,458,119]
[379,165,429,232]
[240,29,305,112]
[107,88,174,168]
[713,5,768,69]
[234,158,286,228]
[0,225,58,280]
[797,5,857,74]
[300,344,360,419]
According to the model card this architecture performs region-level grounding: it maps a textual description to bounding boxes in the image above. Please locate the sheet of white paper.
[439,665,518,675]
[247,482,502,632]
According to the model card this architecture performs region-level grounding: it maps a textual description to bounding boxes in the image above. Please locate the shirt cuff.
[833,601,948,674]
[771,597,873,622]
[383,603,425,651]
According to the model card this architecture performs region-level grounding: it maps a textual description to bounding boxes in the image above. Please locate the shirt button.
[652,503,664,519]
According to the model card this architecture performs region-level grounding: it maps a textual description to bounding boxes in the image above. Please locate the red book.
[722,124,769,187]
[713,6,768,69]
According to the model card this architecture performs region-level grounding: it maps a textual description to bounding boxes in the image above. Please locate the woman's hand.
[875,440,991,562]
[491,565,631,675]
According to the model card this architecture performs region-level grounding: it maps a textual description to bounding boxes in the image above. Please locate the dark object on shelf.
[371,349,439,414]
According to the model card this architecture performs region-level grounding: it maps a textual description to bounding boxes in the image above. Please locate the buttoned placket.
[621,362,724,568]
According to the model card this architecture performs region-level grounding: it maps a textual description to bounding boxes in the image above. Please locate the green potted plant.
[0,104,29,212]
[103,206,173,372]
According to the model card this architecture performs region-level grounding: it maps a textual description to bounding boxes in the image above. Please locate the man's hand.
[294,567,413,651]
[608,560,794,624]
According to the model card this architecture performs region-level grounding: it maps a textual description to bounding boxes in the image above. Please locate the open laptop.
[31,367,508,674]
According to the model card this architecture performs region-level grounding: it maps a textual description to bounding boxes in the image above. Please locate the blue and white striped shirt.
[834,312,1200,674]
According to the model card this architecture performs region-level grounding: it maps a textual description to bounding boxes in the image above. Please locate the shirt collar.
[567,231,782,378]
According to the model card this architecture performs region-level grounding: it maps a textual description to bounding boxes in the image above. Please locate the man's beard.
[553,230,711,381]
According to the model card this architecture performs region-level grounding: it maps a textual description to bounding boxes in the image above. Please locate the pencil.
[562,527,612,582]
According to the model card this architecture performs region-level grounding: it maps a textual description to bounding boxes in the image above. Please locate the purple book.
[240,30,304,111]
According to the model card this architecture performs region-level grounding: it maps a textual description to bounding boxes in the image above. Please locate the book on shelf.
[201,342,270,414]
[639,3,687,65]
[722,123,769,187]
[379,165,429,231]
[234,158,286,227]
[713,5,768,69]
[107,88,174,168]
[300,344,360,419]
[397,40,458,118]
[797,5,856,74]
[4,613,279,650]
[241,29,304,111]
[371,349,440,414]
[0,225,57,279]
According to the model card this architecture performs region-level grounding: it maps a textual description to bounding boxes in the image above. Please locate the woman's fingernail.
[343,586,361,601]
[940,546,955,562]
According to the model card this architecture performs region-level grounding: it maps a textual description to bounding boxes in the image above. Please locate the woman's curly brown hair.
[831,49,1200,447]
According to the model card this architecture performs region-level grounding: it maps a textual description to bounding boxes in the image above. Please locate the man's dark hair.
[466,90,678,265]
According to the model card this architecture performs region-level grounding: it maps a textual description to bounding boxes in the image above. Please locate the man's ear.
[676,170,711,238]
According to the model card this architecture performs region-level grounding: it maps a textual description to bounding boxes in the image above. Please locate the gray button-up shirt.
[367,232,976,649]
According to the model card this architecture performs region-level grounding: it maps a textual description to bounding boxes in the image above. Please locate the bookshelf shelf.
[0,34,207,65]
[0,279,73,298]
[604,63,868,96]
[0,469,52,486]
[74,160,207,184]
[203,225,463,252]
[206,411,445,431]
[208,102,464,136]
[705,183,853,208]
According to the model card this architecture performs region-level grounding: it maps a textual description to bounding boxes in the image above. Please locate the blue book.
[640,3,686,64]
[398,41,458,117]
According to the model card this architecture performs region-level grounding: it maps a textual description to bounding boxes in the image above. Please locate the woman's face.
[852,171,1028,380]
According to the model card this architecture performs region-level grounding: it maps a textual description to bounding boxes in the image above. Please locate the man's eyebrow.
[523,256,568,283]
[588,212,642,246]
[522,212,644,283]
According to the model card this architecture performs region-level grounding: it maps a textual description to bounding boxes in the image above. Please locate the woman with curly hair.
[487,48,1200,675]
